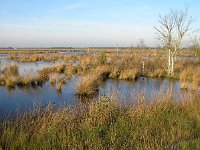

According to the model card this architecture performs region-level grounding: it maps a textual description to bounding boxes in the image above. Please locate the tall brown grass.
[192,69,200,90]
[180,69,189,89]
[76,75,99,96]
[0,94,200,149]
[2,63,19,77]
[56,80,62,92]
[1,52,199,89]
[49,74,56,85]
[119,68,138,80]
[179,66,200,90]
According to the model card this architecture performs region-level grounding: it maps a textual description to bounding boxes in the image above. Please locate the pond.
[58,51,99,56]
[58,51,85,55]
[176,56,197,61]
[0,59,64,75]
[0,76,199,114]
[143,55,197,62]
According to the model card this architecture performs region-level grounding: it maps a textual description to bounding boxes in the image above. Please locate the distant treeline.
[0,47,158,50]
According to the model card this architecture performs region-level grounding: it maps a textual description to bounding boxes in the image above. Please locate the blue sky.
[0,0,199,47]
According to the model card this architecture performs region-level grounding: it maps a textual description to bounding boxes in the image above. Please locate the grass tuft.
[76,75,99,96]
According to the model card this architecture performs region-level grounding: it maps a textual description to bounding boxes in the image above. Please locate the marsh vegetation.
[0,8,200,149]
[0,47,200,149]
[0,94,200,149]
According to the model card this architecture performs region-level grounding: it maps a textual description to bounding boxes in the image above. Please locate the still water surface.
[0,77,198,113]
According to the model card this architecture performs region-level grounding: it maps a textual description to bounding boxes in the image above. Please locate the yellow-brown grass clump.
[0,77,5,85]
[5,76,18,88]
[109,67,120,78]
[55,63,65,73]
[76,75,99,96]
[64,64,77,76]
[56,77,66,92]
[92,65,110,81]
[10,63,19,76]
[38,68,49,81]
[191,69,200,90]
[119,68,138,80]
[2,63,19,77]
[56,80,62,92]
[179,69,189,89]
[49,74,56,85]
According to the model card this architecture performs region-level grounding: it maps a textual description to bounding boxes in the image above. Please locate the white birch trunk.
[168,49,171,75]
[142,61,145,75]
[171,55,174,74]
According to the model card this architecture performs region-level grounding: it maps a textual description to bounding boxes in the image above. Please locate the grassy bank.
[0,95,200,149]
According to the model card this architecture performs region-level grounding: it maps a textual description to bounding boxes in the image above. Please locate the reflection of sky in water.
[59,51,85,55]
[0,76,198,114]
[58,51,99,56]
[0,54,8,58]
[98,78,196,104]
[0,76,78,113]
[0,59,64,75]
[18,61,63,75]
[176,56,196,61]
[143,56,196,61]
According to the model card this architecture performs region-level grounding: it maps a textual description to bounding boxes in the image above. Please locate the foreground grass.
[0,95,200,149]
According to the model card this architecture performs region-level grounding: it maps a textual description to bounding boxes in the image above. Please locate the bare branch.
[154,6,195,75]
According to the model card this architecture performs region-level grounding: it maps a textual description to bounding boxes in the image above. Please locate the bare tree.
[190,37,200,60]
[154,7,193,76]
[137,39,146,49]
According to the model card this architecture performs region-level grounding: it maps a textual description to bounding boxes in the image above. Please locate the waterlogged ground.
[0,76,199,113]
[98,77,194,102]
[0,58,64,75]
[0,54,199,114]
[0,76,77,112]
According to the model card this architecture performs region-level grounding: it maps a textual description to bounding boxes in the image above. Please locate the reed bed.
[179,65,200,90]
[0,50,200,149]
[1,53,200,89]
[2,63,19,77]
[180,69,189,89]
[1,48,194,57]
[119,68,138,80]
[0,94,200,149]
[192,73,200,90]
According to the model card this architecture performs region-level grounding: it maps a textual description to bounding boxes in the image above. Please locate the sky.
[0,0,200,48]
